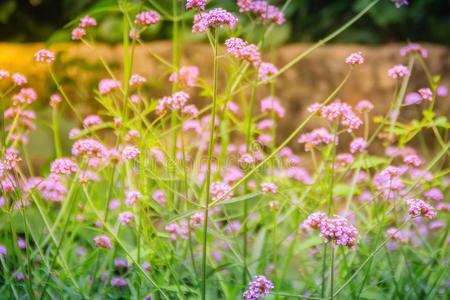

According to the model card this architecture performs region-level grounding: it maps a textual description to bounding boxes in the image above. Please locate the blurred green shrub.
[0,0,449,45]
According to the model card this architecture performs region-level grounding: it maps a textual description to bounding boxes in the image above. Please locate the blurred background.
[0,0,449,166]
[1,0,450,45]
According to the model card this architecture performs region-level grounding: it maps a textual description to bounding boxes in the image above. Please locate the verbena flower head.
[50,94,62,106]
[418,88,432,101]
[50,158,79,175]
[345,51,364,65]
[94,235,112,248]
[355,100,374,113]
[387,64,410,79]
[71,27,86,40]
[261,182,277,194]
[298,127,337,151]
[0,69,10,80]
[118,211,135,225]
[400,43,427,58]
[210,181,233,201]
[350,137,367,154]
[4,148,21,170]
[243,275,274,300]
[319,215,358,248]
[320,101,363,132]
[72,139,107,158]
[403,154,423,167]
[110,276,128,287]
[192,8,238,33]
[135,10,161,26]
[121,145,140,161]
[37,174,67,202]
[12,73,27,86]
[34,49,55,63]
[186,0,207,10]
[225,37,261,66]
[189,212,204,228]
[405,198,436,219]
[129,74,147,87]
[80,16,97,28]
[258,62,278,80]
[260,96,285,117]
[169,66,199,87]
[83,115,102,128]
[125,190,142,206]
[391,0,409,8]
[152,190,166,206]
[12,88,38,105]
[99,79,121,95]
[423,188,443,202]
[237,0,285,25]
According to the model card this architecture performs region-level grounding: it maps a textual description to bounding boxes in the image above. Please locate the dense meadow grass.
[0,0,449,299]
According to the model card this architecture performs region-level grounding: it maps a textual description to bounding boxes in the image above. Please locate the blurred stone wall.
[1,42,449,153]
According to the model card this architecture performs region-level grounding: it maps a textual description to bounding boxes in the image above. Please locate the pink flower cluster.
[237,0,285,25]
[345,51,364,65]
[243,275,274,300]
[320,101,363,132]
[192,8,238,33]
[129,74,147,87]
[99,79,121,95]
[83,115,102,128]
[302,212,358,248]
[258,62,278,81]
[94,235,112,248]
[165,222,189,241]
[34,49,55,63]
[121,145,140,161]
[186,0,207,10]
[125,190,142,206]
[225,38,261,66]
[118,211,135,225]
[355,100,374,113]
[12,88,37,105]
[210,181,233,201]
[349,137,367,154]
[298,128,337,151]
[387,64,410,79]
[156,91,190,115]
[37,174,67,202]
[169,66,199,87]
[260,96,285,118]
[135,10,161,26]
[50,158,79,175]
[72,139,107,158]
[400,43,428,58]
[261,182,277,194]
[405,198,436,219]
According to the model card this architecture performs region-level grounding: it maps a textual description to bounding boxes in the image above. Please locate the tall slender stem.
[201,28,219,300]
[330,247,335,300]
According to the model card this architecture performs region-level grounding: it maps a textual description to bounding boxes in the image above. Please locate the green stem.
[201,28,219,300]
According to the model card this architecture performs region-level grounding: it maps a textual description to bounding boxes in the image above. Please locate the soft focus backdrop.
[1,0,450,45]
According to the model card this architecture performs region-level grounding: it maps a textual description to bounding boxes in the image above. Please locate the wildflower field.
[0,0,449,299]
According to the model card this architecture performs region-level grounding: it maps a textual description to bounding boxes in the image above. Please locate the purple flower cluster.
[405,198,436,219]
[320,101,363,132]
[225,37,261,66]
[192,8,238,32]
[243,275,274,300]
[298,128,337,151]
[186,0,207,10]
[237,0,285,25]
[302,212,358,248]
[135,10,161,26]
